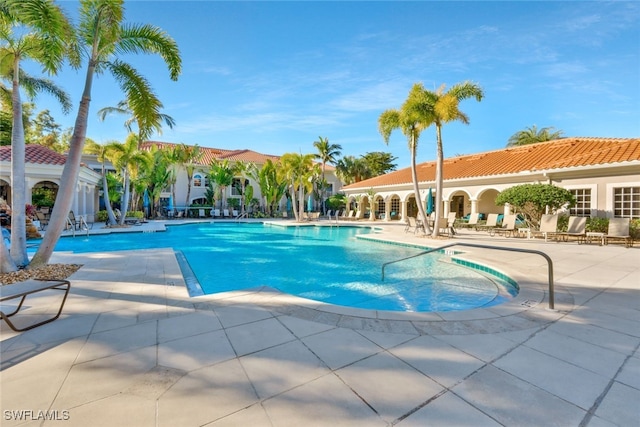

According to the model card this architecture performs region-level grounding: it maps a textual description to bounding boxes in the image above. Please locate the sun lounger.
[604,218,633,247]
[0,279,71,332]
[405,217,424,234]
[558,216,587,243]
[213,209,221,218]
[491,214,517,237]
[531,214,560,242]
[475,213,499,232]
[223,209,230,218]
[437,217,454,236]
[458,213,480,229]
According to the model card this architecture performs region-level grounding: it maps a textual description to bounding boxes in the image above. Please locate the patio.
[1,222,638,426]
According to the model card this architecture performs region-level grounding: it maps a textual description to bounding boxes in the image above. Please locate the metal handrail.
[381,242,555,310]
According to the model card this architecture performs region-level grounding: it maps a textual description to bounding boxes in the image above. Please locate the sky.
[23,1,640,169]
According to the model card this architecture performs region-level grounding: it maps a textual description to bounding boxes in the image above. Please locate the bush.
[95,210,108,222]
[586,217,608,233]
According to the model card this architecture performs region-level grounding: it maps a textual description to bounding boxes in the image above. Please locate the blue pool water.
[36,223,518,312]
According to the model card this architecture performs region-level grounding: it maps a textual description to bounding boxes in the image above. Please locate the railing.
[67,215,90,238]
[234,212,249,222]
[381,242,555,310]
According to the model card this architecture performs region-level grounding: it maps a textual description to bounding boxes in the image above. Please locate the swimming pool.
[38,223,518,312]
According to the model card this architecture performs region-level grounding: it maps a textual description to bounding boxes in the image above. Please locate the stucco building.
[341,137,640,222]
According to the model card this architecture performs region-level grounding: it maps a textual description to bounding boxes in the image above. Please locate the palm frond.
[117,23,182,81]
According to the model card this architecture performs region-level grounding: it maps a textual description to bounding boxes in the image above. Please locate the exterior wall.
[0,162,102,222]
[343,164,640,221]
[168,165,342,214]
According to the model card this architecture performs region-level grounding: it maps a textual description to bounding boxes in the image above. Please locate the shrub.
[586,217,608,233]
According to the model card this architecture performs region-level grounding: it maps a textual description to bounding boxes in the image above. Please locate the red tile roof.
[344,137,640,190]
[0,144,67,165]
[140,141,334,169]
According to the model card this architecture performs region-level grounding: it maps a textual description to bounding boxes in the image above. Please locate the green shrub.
[95,210,108,222]
[630,219,640,240]
[586,217,608,233]
[126,210,143,219]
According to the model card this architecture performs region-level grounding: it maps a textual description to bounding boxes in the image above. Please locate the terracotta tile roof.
[344,137,640,190]
[140,141,333,169]
[140,141,280,166]
[0,144,67,165]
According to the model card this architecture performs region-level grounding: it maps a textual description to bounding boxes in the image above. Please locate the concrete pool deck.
[1,220,638,426]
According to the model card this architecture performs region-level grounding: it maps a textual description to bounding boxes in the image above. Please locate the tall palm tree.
[209,159,235,210]
[420,81,483,237]
[280,153,316,222]
[170,143,201,215]
[30,0,181,268]
[106,133,152,225]
[379,84,435,232]
[0,0,73,270]
[507,125,564,147]
[84,139,118,225]
[313,136,342,213]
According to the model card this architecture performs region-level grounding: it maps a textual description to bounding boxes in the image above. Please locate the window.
[193,173,203,187]
[569,188,591,217]
[376,197,385,215]
[390,196,400,219]
[613,187,640,219]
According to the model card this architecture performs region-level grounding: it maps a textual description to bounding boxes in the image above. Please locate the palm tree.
[83,139,118,225]
[335,155,370,185]
[313,136,342,214]
[97,99,176,144]
[421,81,483,237]
[30,0,181,268]
[280,153,316,222]
[106,134,152,225]
[0,0,73,270]
[234,161,254,216]
[507,125,564,147]
[209,160,235,210]
[379,84,435,232]
[250,159,287,216]
[170,143,201,215]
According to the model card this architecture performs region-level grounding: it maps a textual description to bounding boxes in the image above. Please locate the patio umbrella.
[143,189,150,218]
[307,195,313,212]
[168,194,174,216]
[426,187,434,215]
[286,198,291,212]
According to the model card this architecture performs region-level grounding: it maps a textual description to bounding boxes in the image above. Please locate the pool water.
[37,223,518,312]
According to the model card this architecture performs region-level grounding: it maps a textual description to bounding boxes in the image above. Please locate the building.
[341,137,640,222]
[0,145,102,221]
[140,141,343,215]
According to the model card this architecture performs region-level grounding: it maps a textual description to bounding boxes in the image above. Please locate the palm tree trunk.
[101,170,118,225]
[410,133,430,234]
[0,238,16,272]
[432,125,444,238]
[119,170,131,225]
[9,56,28,267]
[29,52,97,268]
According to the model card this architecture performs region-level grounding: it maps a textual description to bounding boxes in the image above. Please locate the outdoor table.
[586,232,605,245]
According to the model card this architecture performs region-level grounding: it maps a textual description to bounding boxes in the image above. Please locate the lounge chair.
[344,210,355,220]
[531,214,560,242]
[558,216,587,243]
[213,209,221,218]
[491,214,517,237]
[436,217,454,236]
[35,211,49,230]
[354,210,364,221]
[458,213,480,229]
[67,211,81,230]
[0,279,71,332]
[198,209,206,218]
[447,213,457,235]
[475,213,499,232]
[604,218,633,247]
[223,209,230,218]
[405,217,424,235]
[232,209,239,218]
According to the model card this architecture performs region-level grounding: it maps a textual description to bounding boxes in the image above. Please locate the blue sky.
[27,1,640,168]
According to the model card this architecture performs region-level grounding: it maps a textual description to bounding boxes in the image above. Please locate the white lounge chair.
[223,209,230,218]
[475,213,499,232]
[531,214,560,241]
[559,216,587,243]
[491,214,517,237]
[604,218,633,247]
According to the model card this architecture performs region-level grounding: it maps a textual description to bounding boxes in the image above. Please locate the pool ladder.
[381,242,555,310]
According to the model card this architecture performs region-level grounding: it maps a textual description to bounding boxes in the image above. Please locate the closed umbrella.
[426,188,434,215]
[143,189,150,218]
[167,194,174,217]
[307,195,313,212]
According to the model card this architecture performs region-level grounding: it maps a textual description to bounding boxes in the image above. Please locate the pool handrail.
[381,242,555,310]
